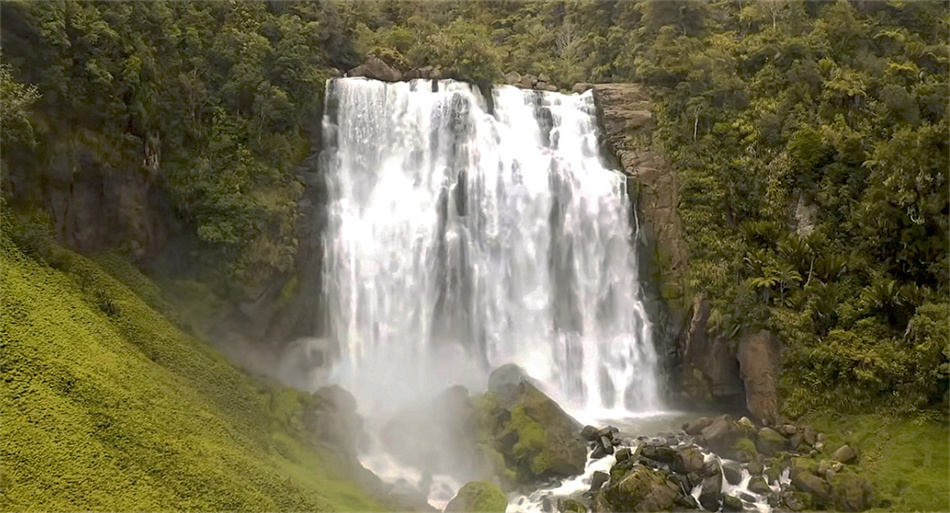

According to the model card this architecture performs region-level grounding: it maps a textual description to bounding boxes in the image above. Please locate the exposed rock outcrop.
[591,84,687,285]
[347,56,403,82]
[737,329,783,425]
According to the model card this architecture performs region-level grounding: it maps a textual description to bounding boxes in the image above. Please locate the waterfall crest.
[322,77,660,418]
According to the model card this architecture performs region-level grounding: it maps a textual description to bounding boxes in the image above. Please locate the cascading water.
[321,77,660,420]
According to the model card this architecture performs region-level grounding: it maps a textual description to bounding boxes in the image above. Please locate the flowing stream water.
[321,77,664,509]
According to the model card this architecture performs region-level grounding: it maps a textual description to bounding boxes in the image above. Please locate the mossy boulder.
[473,365,586,485]
[444,481,507,513]
[672,446,704,474]
[727,436,759,463]
[749,475,772,495]
[829,468,873,512]
[756,427,787,456]
[557,498,587,513]
[602,464,679,512]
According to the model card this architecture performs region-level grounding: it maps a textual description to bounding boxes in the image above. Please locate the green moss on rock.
[444,481,507,513]
[728,437,759,463]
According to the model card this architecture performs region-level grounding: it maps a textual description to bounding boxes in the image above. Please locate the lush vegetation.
[1,0,359,289]
[627,1,949,416]
[341,0,950,416]
[2,0,946,469]
[0,217,384,511]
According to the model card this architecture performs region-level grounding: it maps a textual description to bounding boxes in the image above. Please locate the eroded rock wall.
[591,83,782,419]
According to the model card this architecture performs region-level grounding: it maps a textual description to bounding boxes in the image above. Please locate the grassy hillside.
[0,231,385,511]
[804,412,949,512]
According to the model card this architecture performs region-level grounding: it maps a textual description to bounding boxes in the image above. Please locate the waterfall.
[321,77,660,419]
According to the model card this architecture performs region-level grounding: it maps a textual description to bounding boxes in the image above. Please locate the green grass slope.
[0,236,385,511]
[805,412,949,512]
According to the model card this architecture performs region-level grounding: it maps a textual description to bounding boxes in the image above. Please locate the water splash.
[322,77,660,418]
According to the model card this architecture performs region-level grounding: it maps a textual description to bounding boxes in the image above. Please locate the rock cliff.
[590,83,781,420]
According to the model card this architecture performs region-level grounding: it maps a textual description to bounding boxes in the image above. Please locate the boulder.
[757,427,787,456]
[748,475,772,495]
[603,464,679,512]
[700,417,741,454]
[591,444,610,460]
[557,498,587,513]
[684,417,713,436]
[590,470,609,493]
[481,367,586,483]
[488,363,534,407]
[833,444,858,464]
[517,75,538,89]
[780,424,799,436]
[737,330,782,425]
[702,458,721,478]
[727,437,758,463]
[674,493,699,510]
[308,385,363,458]
[672,446,704,474]
[580,425,600,442]
[504,71,522,85]
[791,469,828,501]
[641,443,675,463]
[746,458,764,476]
[736,416,756,431]
[347,56,402,82]
[788,432,805,452]
[444,481,507,513]
[802,425,817,446]
[698,468,722,512]
[615,447,632,463]
[722,461,743,485]
[541,83,558,92]
[571,83,593,94]
[538,73,552,83]
[829,469,872,512]
[722,494,743,511]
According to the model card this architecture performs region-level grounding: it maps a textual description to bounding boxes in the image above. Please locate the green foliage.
[0,61,40,147]
[631,0,949,414]
[1,0,353,288]
[0,234,384,511]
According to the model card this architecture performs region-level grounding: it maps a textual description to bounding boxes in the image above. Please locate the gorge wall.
[586,82,780,422]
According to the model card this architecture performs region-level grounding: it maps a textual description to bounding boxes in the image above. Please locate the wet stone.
[722,494,744,511]
[722,461,743,485]
[590,471,609,492]
[615,447,631,462]
[580,425,600,441]
[748,475,772,495]
[675,493,699,510]
[739,491,757,503]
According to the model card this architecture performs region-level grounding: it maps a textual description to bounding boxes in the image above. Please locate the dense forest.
[4,0,946,416]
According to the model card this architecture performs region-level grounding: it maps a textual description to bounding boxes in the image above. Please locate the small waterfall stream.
[322,77,660,419]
